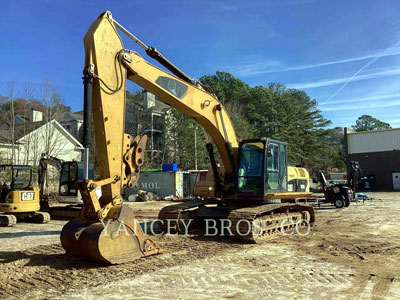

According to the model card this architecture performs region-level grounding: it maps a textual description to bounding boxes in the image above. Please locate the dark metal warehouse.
[345,128,400,191]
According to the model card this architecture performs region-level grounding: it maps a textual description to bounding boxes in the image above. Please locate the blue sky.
[1,0,400,128]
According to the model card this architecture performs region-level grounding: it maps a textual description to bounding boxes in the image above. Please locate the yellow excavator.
[0,164,50,226]
[60,11,315,264]
[39,153,100,219]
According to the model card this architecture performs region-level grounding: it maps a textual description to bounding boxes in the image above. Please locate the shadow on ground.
[0,249,105,269]
[0,230,60,238]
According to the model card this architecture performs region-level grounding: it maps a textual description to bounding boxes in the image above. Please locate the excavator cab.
[0,165,34,196]
[59,161,92,197]
[237,139,288,200]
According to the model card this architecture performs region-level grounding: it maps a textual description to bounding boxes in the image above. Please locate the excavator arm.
[38,153,63,194]
[84,11,237,181]
[79,11,239,220]
[38,153,64,210]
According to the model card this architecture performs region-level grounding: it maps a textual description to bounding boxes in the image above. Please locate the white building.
[0,120,83,166]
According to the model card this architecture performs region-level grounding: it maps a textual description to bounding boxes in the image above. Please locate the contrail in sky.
[319,92,400,105]
[287,68,400,89]
[322,99,400,111]
[234,46,400,76]
[324,40,400,103]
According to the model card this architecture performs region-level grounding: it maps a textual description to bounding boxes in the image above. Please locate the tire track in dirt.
[2,193,400,299]
[292,197,400,300]
[0,235,246,300]
[57,242,354,300]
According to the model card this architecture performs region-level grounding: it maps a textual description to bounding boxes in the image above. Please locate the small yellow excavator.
[60,11,315,264]
[39,153,99,219]
[0,164,50,226]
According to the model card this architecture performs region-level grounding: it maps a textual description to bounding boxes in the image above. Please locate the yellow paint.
[82,11,312,208]
[265,192,312,200]
[288,165,310,192]
[82,11,239,210]
[0,187,40,213]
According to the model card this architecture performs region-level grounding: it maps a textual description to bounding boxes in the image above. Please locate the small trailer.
[312,170,354,208]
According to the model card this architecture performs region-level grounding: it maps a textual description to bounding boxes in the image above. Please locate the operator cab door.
[266,140,288,193]
[237,140,266,199]
[59,162,79,197]
[0,165,34,203]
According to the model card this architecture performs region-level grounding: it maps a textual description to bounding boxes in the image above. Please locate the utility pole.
[8,79,17,164]
[11,96,15,164]
[150,112,154,161]
[194,126,198,170]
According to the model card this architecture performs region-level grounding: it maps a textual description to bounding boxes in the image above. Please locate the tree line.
[164,72,343,171]
[0,78,70,165]
[162,71,392,172]
[1,73,392,172]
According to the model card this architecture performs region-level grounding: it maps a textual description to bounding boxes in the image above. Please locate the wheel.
[334,198,345,208]
[344,199,350,207]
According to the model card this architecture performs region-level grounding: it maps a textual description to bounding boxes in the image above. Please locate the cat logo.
[21,192,35,201]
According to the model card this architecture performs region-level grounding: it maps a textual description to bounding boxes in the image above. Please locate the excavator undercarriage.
[158,199,314,242]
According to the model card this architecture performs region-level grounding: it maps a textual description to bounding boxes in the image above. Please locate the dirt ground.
[1,192,400,300]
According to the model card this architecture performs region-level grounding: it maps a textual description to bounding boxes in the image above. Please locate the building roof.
[71,111,83,121]
[347,127,400,135]
[16,120,83,149]
[0,121,44,143]
[60,111,83,123]
[126,94,170,113]
[0,129,10,143]
[347,127,400,154]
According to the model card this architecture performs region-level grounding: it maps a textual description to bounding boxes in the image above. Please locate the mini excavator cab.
[59,161,93,197]
[237,139,288,200]
[0,165,34,196]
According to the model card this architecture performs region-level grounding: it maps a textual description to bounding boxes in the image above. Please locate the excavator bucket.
[60,205,162,264]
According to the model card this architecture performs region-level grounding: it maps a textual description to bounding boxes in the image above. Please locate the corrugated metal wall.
[348,128,400,154]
